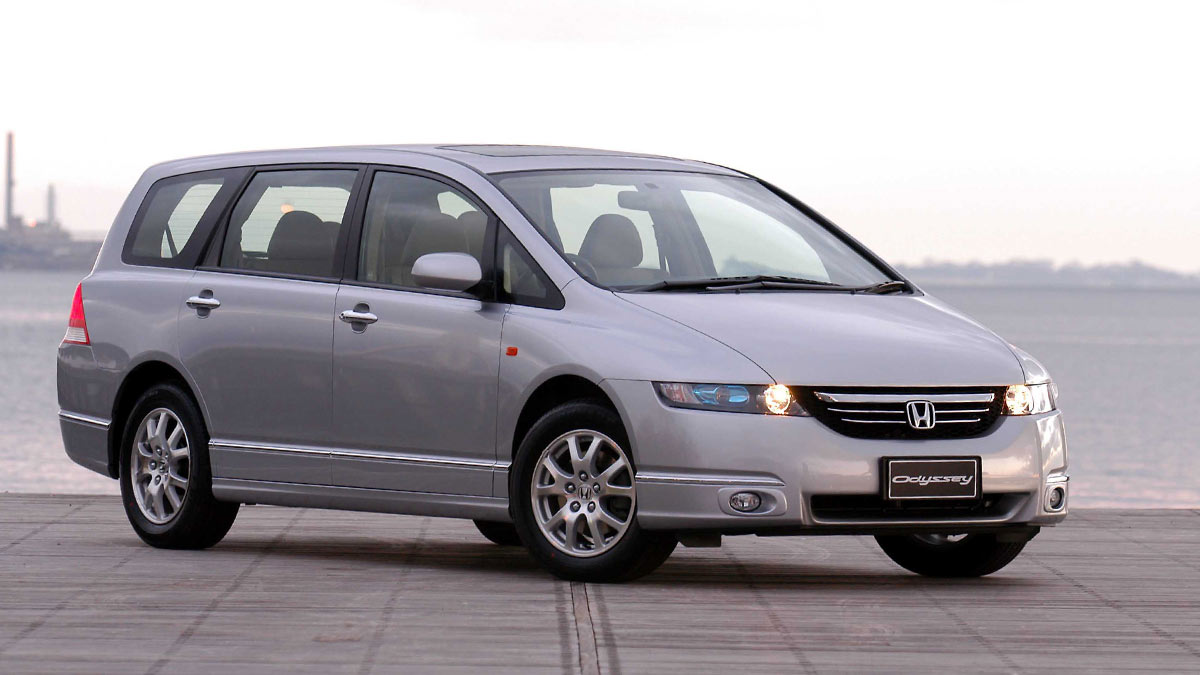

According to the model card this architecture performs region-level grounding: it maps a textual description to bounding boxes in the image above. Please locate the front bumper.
[605,379,1069,534]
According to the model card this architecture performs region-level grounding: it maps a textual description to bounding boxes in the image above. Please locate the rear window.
[124,169,248,268]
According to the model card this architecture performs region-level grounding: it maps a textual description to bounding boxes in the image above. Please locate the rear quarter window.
[123,169,249,268]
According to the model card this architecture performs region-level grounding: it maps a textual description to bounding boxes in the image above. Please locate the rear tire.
[474,520,522,546]
[875,533,1028,577]
[511,401,676,582]
[119,383,239,549]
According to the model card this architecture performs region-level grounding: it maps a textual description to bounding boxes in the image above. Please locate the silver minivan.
[58,145,1068,581]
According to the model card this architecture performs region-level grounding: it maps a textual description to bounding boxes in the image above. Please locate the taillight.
[63,283,90,345]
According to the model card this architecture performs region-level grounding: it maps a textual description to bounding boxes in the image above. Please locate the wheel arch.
[510,374,628,463]
[108,359,205,478]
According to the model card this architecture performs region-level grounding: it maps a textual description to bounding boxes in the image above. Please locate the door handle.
[339,309,378,325]
[186,294,221,310]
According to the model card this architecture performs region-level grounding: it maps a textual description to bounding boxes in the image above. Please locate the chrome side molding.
[58,411,111,429]
[635,471,785,487]
[208,439,510,470]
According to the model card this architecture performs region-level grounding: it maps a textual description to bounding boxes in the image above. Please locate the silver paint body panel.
[58,144,1068,534]
[180,271,339,484]
[330,285,506,495]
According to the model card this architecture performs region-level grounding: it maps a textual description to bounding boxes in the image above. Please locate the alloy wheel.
[531,430,635,557]
[130,408,191,524]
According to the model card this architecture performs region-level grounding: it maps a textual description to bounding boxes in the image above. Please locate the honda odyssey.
[58,145,1068,581]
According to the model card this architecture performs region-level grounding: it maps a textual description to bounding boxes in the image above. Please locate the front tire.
[511,401,676,582]
[119,383,239,549]
[473,520,522,546]
[875,533,1029,577]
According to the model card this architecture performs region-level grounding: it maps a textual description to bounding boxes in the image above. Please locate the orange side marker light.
[505,346,519,357]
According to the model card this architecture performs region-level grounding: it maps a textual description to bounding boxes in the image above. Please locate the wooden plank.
[0,495,1197,673]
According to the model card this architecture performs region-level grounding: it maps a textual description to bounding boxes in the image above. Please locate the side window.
[497,227,562,309]
[357,172,488,288]
[220,169,357,278]
[125,171,239,267]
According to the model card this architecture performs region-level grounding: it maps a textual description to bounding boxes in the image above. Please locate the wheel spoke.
[150,483,165,519]
[602,484,634,500]
[563,513,581,550]
[167,424,184,450]
[165,485,183,510]
[595,505,626,530]
[534,483,561,497]
[167,470,188,488]
[596,457,628,489]
[586,514,605,548]
[579,437,602,476]
[154,412,169,447]
[540,455,573,482]
[137,442,155,459]
[543,504,568,532]
[565,436,583,472]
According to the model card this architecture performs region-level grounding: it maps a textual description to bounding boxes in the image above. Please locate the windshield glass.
[495,170,893,290]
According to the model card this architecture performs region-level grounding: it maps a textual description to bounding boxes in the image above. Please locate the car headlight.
[654,382,808,416]
[1003,383,1056,415]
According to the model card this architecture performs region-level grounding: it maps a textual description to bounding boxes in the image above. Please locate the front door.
[331,169,503,496]
[179,167,361,484]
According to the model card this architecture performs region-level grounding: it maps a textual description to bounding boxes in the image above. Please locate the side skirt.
[211,477,512,522]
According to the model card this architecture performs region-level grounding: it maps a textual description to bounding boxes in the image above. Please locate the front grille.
[796,386,1006,440]
[810,493,1024,521]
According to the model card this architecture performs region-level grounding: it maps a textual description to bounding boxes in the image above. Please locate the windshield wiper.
[858,280,910,295]
[626,276,912,294]
[628,275,849,293]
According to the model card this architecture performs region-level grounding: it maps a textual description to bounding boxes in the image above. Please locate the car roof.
[145,144,748,178]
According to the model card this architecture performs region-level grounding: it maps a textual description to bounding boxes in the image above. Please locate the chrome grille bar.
[801,386,1004,439]
[814,391,995,404]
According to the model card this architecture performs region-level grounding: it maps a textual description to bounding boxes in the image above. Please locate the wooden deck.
[1,495,1198,674]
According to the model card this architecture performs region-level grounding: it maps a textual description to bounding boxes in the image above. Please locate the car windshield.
[494,170,894,291]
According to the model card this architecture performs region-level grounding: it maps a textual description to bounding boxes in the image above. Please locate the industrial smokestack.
[4,132,12,231]
[47,184,56,229]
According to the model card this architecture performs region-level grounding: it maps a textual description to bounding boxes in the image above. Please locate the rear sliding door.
[179,167,363,485]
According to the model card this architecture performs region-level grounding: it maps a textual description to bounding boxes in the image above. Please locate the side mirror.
[411,252,482,292]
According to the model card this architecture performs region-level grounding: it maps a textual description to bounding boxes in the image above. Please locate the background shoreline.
[4,269,1198,507]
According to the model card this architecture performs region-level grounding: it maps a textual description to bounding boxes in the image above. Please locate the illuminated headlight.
[1003,383,1056,415]
[654,382,808,416]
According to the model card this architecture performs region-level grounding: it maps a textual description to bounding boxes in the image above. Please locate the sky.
[2,0,1197,272]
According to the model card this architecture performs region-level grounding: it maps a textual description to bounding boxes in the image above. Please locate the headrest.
[266,210,335,261]
[383,180,442,212]
[399,212,469,266]
[457,210,487,233]
[579,214,643,268]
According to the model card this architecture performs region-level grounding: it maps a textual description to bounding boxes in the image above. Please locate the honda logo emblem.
[905,400,936,429]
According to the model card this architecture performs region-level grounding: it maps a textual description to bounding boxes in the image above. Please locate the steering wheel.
[564,254,598,282]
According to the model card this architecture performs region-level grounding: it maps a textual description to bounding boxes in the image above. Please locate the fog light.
[1046,486,1066,511]
[729,492,762,512]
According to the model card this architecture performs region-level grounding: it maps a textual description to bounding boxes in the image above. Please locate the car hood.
[617,291,1025,387]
